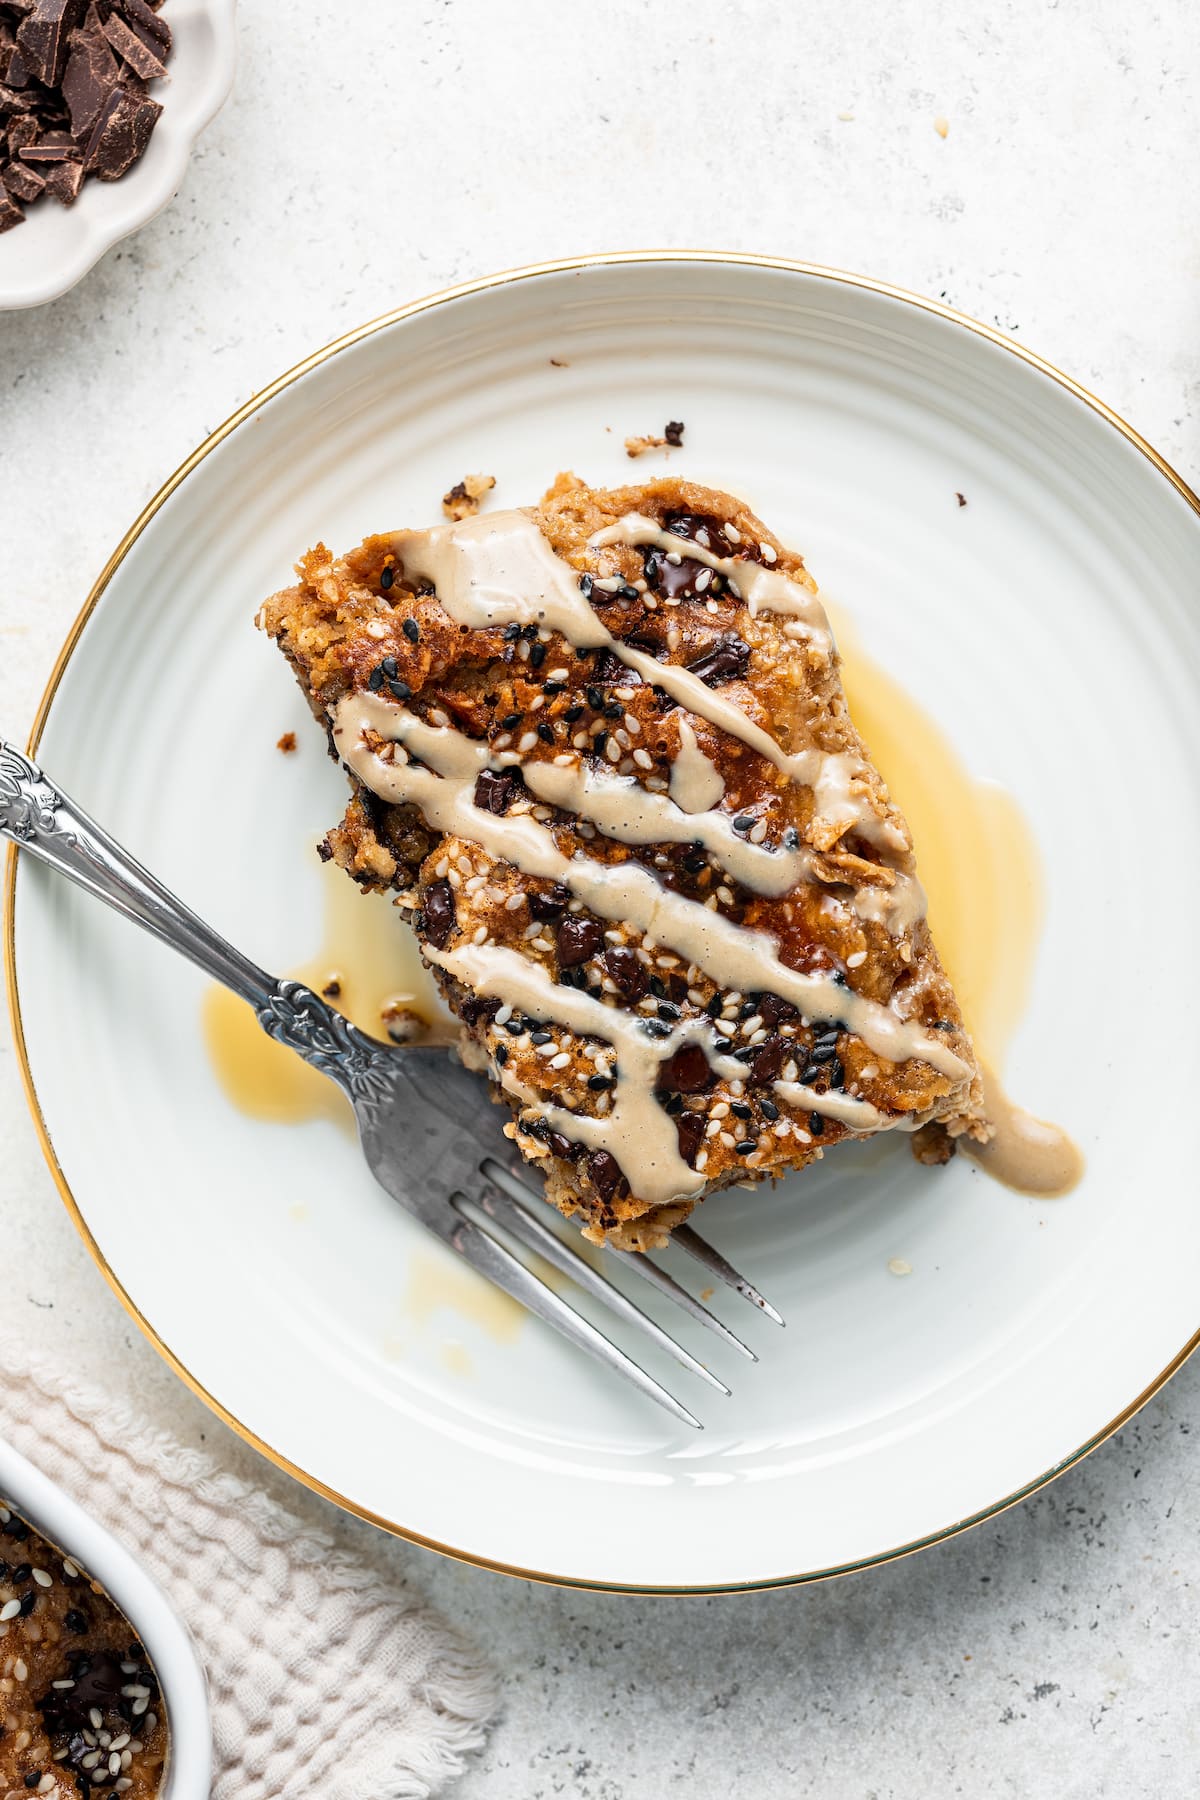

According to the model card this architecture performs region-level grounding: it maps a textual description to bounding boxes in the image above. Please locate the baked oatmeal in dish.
[259,475,989,1251]
[0,1501,166,1797]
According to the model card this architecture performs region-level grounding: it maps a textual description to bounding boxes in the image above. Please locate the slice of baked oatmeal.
[259,475,988,1250]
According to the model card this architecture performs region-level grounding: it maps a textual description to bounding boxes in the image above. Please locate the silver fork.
[1,738,783,1430]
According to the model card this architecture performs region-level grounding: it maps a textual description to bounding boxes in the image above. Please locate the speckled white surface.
[2,2,1198,1793]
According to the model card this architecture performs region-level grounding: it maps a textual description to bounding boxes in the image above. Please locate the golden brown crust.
[259,474,987,1248]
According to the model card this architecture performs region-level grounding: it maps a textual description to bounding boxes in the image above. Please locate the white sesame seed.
[711,1102,730,1118]
[615,728,630,749]
[624,713,641,734]
[717,885,734,905]
[706,1119,721,1138]
[429,708,450,727]
[109,1753,123,1775]
[761,542,777,563]
[706,599,720,614]
[464,875,485,895]
[552,752,574,765]
[695,567,712,593]
[549,1052,571,1070]
[846,949,867,968]
[572,731,589,749]
[0,1601,20,1622]
[666,550,682,565]
[606,739,621,763]
[518,731,538,752]
[493,733,512,750]
[82,1751,102,1769]
[531,804,554,820]
[14,1656,28,1681]
[695,1149,709,1170]
[783,1061,798,1082]
[366,618,388,638]
[471,926,488,945]
[725,523,742,544]
[719,1131,736,1149]
[31,1568,52,1588]
[39,1778,55,1795]
[90,1708,104,1728]
[749,821,768,843]
[547,667,569,681]
[632,748,653,770]
[518,639,530,660]
[531,935,554,952]
[108,1735,130,1752]
[529,693,545,710]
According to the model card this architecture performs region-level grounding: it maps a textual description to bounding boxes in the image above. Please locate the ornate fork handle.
[1,737,391,1103]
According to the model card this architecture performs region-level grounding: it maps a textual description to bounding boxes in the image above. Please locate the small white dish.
[7,253,1200,1591]
[0,1434,211,1797]
[0,0,237,310]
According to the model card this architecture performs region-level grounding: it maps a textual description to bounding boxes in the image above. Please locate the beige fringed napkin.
[0,1335,497,1798]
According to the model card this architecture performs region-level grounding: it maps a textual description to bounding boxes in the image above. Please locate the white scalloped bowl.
[0,0,237,310]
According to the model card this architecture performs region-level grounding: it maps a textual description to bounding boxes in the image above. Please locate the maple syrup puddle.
[830,605,1082,1195]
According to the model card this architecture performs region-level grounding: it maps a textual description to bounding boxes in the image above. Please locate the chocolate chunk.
[0,80,38,114]
[528,883,569,921]
[6,118,39,154]
[83,81,161,180]
[587,1148,627,1201]
[62,18,120,137]
[473,767,523,814]
[20,131,82,161]
[756,992,799,1028]
[602,945,648,1000]
[16,0,84,87]
[547,1130,577,1161]
[675,1110,705,1166]
[39,154,83,202]
[664,420,685,447]
[421,879,456,948]
[121,0,172,55]
[0,187,24,232]
[686,633,751,686]
[748,1035,786,1087]
[644,550,708,600]
[459,994,500,1028]
[3,161,44,201]
[655,1043,715,1094]
[4,44,32,88]
[556,914,605,968]
[101,10,167,79]
[663,511,736,558]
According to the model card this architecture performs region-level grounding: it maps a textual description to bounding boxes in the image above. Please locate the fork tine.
[446,1203,703,1429]
[475,1174,731,1396]
[613,1250,758,1361]
[672,1224,786,1326]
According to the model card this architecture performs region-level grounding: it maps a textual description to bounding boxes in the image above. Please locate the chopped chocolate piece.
[592,649,632,685]
[528,883,569,921]
[663,511,736,558]
[122,0,172,54]
[748,1034,786,1086]
[39,152,83,201]
[473,767,523,814]
[686,633,752,686]
[602,945,648,1001]
[0,186,25,231]
[101,8,166,78]
[0,80,38,113]
[6,117,39,154]
[4,44,32,87]
[421,878,456,948]
[756,992,799,1027]
[19,133,81,160]
[675,1110,705,1166]
[556,913,605,968]
[664,420,685,446]
[61,9,119,134]
[459,993,501,1028]
[655,1043,715,1094]
[587,1148,626,1201]
[16,0,84,87]
[82,80,160,180]
[3,159,45,200]
[547,1129,576,1161]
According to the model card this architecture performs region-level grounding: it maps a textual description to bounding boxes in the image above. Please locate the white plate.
[8,255,1200,1591]
[0,0,237,310]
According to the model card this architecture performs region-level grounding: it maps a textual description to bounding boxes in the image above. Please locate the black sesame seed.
[545,681,566,695]
[11,1564,30,1583]
[381,656,398,678]
[380,564,395,590]
[495,1045,508,1065]
[739,1000,758,1019]
[530,1030,552,1046]
[713,1035,733,1052]
[564,704,584,722]
[705,994,723,1017]
[3,1519,29,1541]
[580,574,594,598]
[25,1775,42,1790]
[784,826,801,849]
[587,686,605,710]
[733,814,755,832]
[604,702,623,720]
[644,1019,674,1038]
[734,1139,756,1155]
[522,622,539,640]
[593,732,608,756]
[832,970,850,987]
[657,1001,681,1021]
[828,1062,845,1089]
[388,678,412,700]
[649,975,667,998]
[504,1017,523,1035]
[19,1590,36,1616]
[402,617,419,642]
[367,665,384,691]
[537,722,555,743]
[730,1101,753,1119]
[500,712,521,730]
[65,1609,88,1633]
[683,855,707,874]
[587,1073,614,1091]
[810,1113,825,1135]
[760,1099,779,1121]
[809,1042,838,1064]
[530,641,547,668]
[663,1093,684,1115]
[503,623,521,642]
[619,583,641,602]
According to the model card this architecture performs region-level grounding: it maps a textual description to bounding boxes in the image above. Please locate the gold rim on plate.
[6,250,1200,1595]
